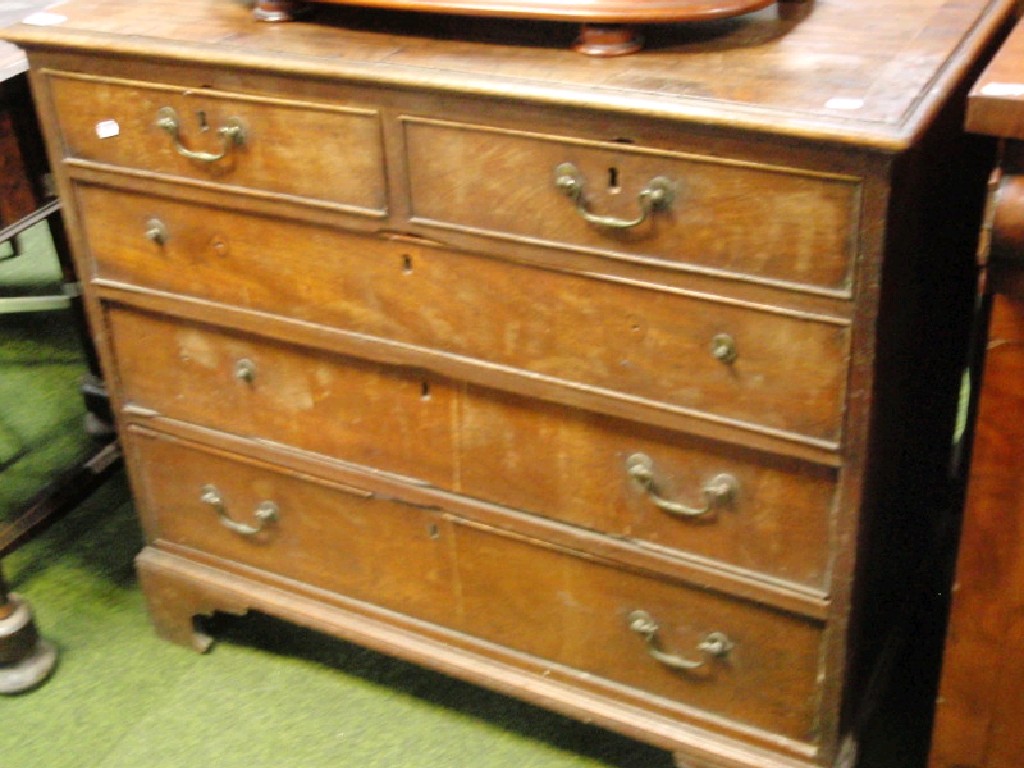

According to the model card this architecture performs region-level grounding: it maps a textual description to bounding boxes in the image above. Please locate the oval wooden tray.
[253,0,781,55]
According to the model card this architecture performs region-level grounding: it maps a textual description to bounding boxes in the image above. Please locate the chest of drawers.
[2,1,1013,765]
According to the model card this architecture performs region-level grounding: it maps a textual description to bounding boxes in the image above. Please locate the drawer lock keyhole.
[608,166,621,193]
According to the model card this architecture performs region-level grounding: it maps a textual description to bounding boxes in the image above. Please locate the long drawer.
[83,184,850,444]
[47,72,387,213]
[402,117,861,295]
[127,426,825,744]
[109,307,837,589]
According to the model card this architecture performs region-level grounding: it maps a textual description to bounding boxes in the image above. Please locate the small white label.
[95,120,120,139]
[21,11,68,26]
[825,98,865,111]
[980,82,1024,97]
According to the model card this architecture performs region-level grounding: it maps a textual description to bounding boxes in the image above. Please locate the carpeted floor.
[0,224,943,768]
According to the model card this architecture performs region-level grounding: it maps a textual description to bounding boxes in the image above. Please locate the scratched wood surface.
[1,0,1015,146]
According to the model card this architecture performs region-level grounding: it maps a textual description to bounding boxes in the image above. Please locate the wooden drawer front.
[459,389,837,590]
[47,72,386,212]
[81,186,849,444]
[108,307,455,487]
[453,522,823,743]
[108,308,834,587]
[127,428,458,628]
[128,427,821,744]
[403,118,860,295]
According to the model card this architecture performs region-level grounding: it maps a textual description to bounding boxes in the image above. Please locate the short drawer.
[459,388,838,591]
[111,309,834,589]
[126,428,459,629]
[453,522,824,745]
[47,71,386,212]
[108,306,455,487]
[403,117,861,295]
[82,185,849,444]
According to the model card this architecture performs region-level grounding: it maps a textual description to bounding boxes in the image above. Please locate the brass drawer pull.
[628,610,733,671]
[145,218,167,245]
[554,162,675,230]
[155,107,245,163]
[710,333,738,364]
[200,484,278,536]
[626,453,738,519]
[234,358,256,384]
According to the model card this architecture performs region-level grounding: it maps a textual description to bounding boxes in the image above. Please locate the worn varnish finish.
[2,1,1012,766]
[929,17,1024,768]
[929,298,1024,768]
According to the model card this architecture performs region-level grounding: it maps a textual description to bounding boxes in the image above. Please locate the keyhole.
[427,523,440,540]
[196,110,208,131]
[402,254,413,274]
[421,381,431,400]
[608,167,621,193]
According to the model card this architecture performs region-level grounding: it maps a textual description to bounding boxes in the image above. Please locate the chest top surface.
[0,0,1014,148]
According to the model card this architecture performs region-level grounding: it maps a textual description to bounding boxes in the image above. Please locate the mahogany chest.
[2,1,1013,766]
[929,16,1024,768]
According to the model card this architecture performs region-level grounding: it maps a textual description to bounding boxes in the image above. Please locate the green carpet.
[0,224,87,508]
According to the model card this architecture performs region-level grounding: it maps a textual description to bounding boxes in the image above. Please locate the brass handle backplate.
[628,610,733,671]
[156,107,245,163]
[626,453,738,519]
[200,484,277,536]
[554,162,675,229]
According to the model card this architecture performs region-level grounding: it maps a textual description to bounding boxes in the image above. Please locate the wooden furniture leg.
[572,25,643,57]
[0,54,120,692]
[0,566,57,693]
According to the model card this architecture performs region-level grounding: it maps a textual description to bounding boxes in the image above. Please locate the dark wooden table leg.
[0,65,119,693]
[45,205,114,436]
